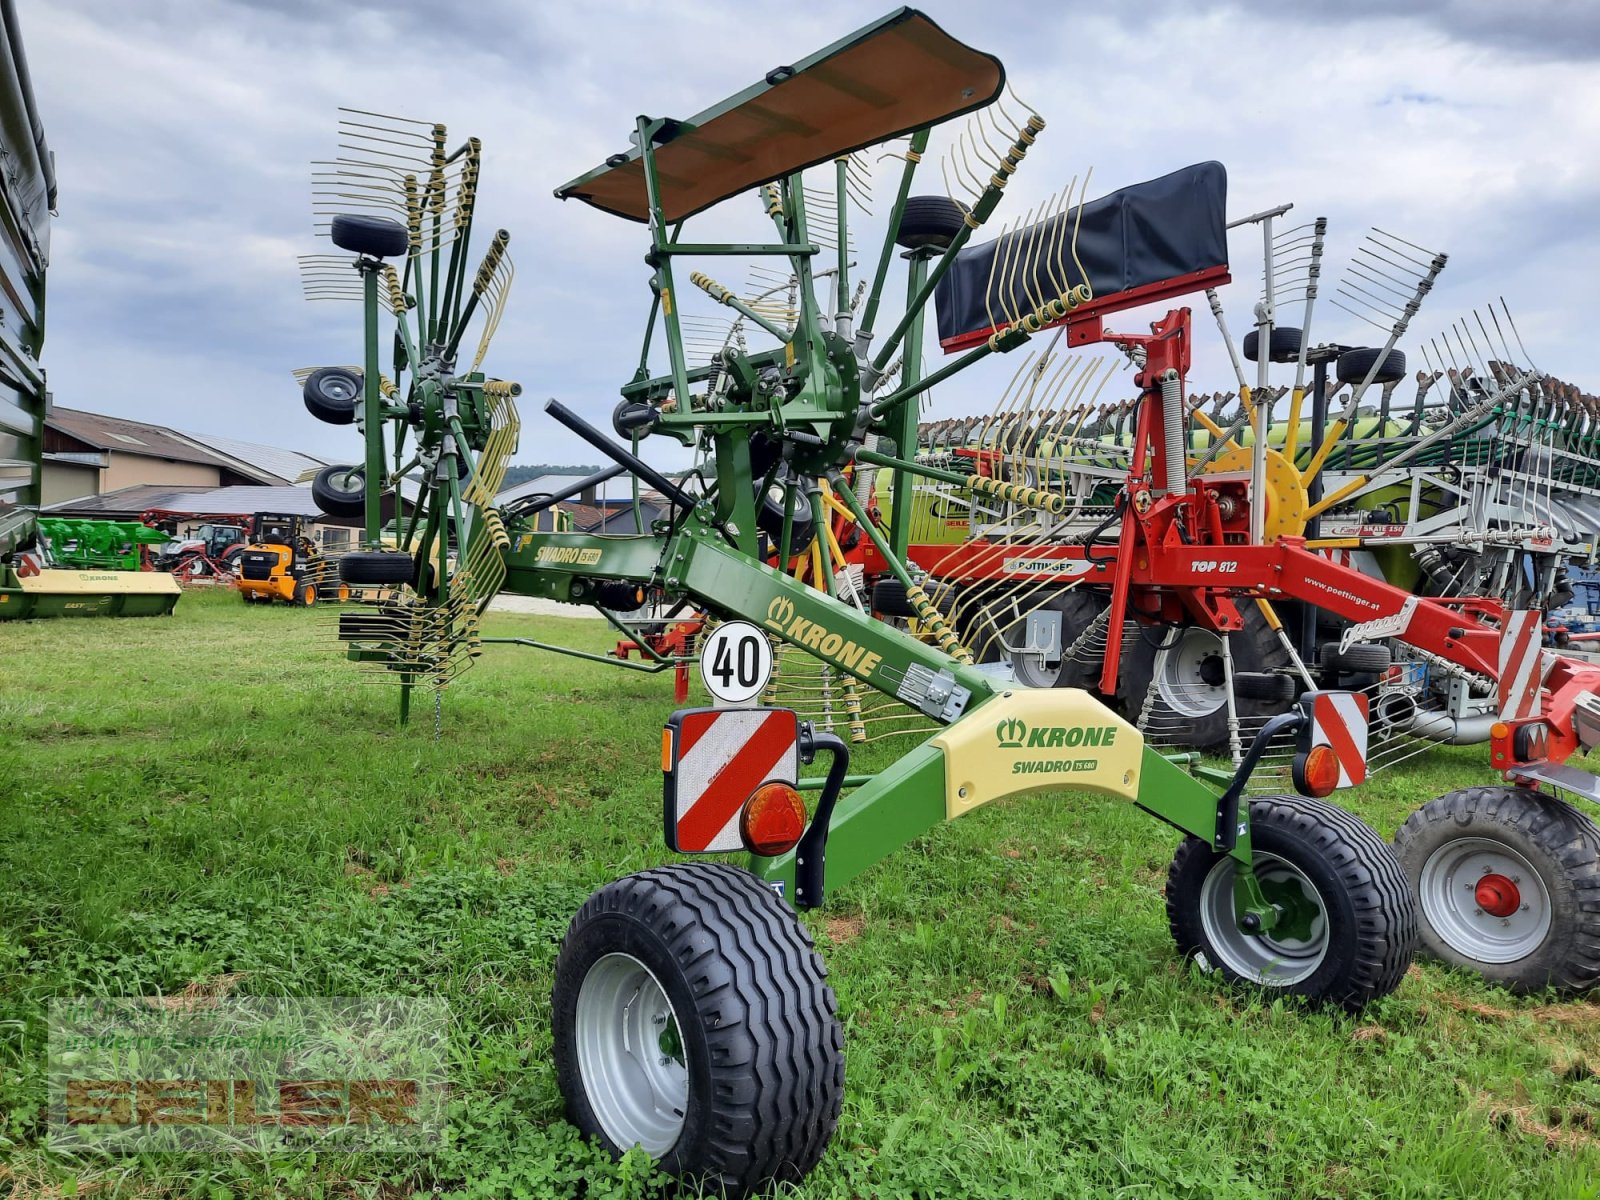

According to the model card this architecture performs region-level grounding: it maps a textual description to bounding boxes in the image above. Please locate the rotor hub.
[1474,873,1521,919]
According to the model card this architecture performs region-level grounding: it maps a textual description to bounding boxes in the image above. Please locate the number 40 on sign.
[699,621,774,705]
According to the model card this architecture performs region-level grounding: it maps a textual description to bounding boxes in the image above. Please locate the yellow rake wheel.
[1204,446,1309,543]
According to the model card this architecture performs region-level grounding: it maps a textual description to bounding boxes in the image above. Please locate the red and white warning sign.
[1308,690,1370,789]
[664,708,800,853]
[1498,609,1548,721]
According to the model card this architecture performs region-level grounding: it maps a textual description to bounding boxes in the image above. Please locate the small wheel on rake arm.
[1167,795,1417,1011]
[1393,786,1600,993]
[339,550,416,587]
[312,465,369,519]
[552,863,844,1197]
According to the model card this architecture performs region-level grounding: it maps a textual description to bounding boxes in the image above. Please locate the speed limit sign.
[699,621,774,705]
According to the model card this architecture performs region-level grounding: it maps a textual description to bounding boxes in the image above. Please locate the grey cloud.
[15,0,1596,471]
[1196,0,1600,60]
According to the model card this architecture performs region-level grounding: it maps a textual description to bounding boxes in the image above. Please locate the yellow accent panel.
[18,570,181,596]
[932,688,1143,820]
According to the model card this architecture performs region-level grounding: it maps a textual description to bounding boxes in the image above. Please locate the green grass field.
[3,590,1600,1199]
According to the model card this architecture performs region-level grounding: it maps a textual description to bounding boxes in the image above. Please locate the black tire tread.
[1233,670,1296,703]
[1393,786,1600,992]
[339,550,414,586]
[1320,640,1392,673]
[1242,326,1302,365]
[871,577,917,618]
[895,195,969,251]
[311,465,367,519]
[554,863,843,1195]
[1336,346,1407,386]
[302,367,361,426]
[1167,795,1416,1010]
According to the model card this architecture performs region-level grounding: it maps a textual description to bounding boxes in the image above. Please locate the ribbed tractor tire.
[1234,670,1297,703]
[294,581,317,608]
[302,366,362,425]
[871,577,917,618]
[339,550,415,586]
[1242,326,1303,365]
[1336,346,1407,386]
[1393,787,1600,993]
[1167,795,1417,1011]
[1116,608,1293,752]
[311,465,368,518]
[1320,640,1392,674]
[895,195,970,251]
[552,864,844,1197]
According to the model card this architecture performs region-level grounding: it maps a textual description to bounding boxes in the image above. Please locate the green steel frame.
[334,10,1300,926]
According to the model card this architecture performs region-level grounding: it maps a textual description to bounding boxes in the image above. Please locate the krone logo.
[767,596,795,627]
[996,718,1026,748]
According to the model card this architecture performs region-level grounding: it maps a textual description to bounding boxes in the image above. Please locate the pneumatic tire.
[339,550,415,586]
[1234,670,1297,703]
[1117,608,1293,752]
[1336,346,1407,386]
[965,586,1109,690]
[303,367,362,425]
[552,864,844,1197]
[871,577,917,618]
[895,195,970,251]
[1320,640,1392,674]
[1167,795,1417,1011]
[1393,786,1600,993]
[312,465,368,519]
[330,212,409,258]
[1242,326,1302,365]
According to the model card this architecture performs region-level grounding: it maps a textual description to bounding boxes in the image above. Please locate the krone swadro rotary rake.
[296,109,521,722]
[304,11,1419,1194]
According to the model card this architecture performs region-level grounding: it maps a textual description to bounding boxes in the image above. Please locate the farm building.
[41,406,326,506]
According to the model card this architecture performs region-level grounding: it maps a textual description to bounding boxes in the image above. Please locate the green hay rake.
[303,10,1423,1193]
[295,109,522,720]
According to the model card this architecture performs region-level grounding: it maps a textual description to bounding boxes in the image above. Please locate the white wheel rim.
[575,953,689,1156]
[1417,836,1552,964]
[1198,852,1329,985]
[1009,627,1059,688]
[1156,626,1228,717]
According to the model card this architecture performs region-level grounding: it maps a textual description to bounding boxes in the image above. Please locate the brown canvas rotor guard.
[553,7,1004,223]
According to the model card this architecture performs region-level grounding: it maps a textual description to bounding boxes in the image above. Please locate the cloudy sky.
[19,1,1599,474]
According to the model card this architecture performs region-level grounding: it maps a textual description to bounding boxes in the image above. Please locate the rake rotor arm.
[870,112,1046,374]
[544,397,695,510]
[504,463,631,517]
[857,126,931,345]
